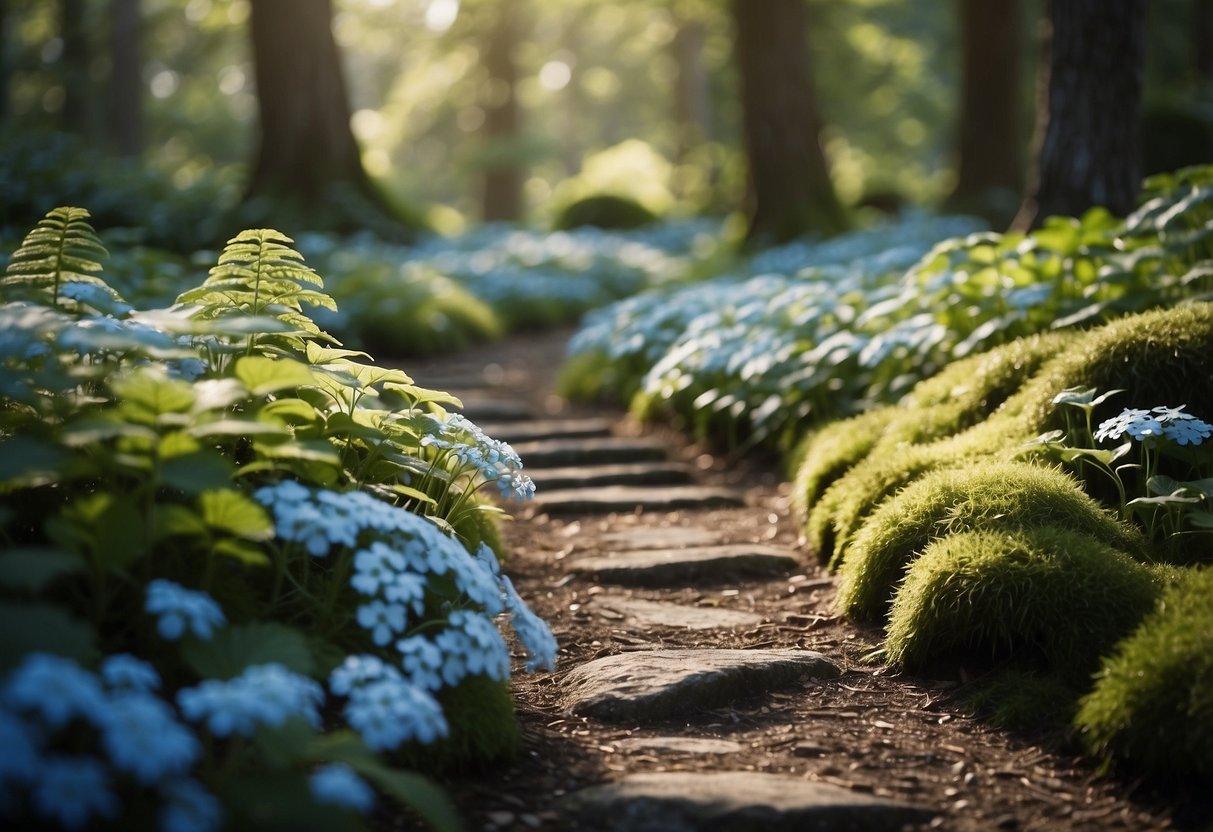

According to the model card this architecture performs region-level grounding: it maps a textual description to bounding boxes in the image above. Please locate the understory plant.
[0,207,555,830]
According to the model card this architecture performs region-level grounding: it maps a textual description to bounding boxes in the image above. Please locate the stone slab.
[530,462,694,490]
[477,418,614,444]
[568,544,800,586]
[599,527,723,550]
[531,485,744,515]
[591,596,763,630]
[562,648,840,723]
[614,737,744,755]
[512,437,670,468]
[559,771,936,832]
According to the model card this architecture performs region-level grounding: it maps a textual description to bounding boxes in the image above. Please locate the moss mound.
[963,669,1083,734]
[837,461,1146,620]
[885,527,1158,680]
[790,407,894,521]
[1075,566,1213,785]
[552,194,659,231]
[394,673,520,771]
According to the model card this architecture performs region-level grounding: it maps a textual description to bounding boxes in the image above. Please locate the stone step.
[530,485,744,515]
[452,397,535,423]
[530,462,694,490]
[559,772,936,832]
[590,596,762,630]
[561,648,840,723]
[567,544,800,586]
[512,437,670,468]
[613,737,744,756]
[599,527,724,550]
[479,418,614,445]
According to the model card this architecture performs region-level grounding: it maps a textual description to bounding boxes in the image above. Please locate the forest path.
[393,327,1182,832]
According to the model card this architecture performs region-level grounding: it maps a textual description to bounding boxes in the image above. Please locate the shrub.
[1075,566,1213,785]
[789,407,895,520]
[837,461,1147,620]
[962,669,1083,734]
[885,526,1158,680]
[552,194,659,231]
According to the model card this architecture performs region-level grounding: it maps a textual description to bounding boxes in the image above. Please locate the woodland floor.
[383,326,1210,832]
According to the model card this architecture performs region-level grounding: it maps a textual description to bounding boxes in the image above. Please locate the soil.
[388,327,1210,832]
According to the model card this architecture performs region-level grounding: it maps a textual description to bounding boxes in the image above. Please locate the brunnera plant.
[0,207,550,831]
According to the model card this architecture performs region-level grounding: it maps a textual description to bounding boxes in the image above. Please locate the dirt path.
[394,328,1198,832]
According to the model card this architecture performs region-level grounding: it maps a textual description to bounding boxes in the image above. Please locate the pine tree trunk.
[60,0,91,135]
[480,7,522,223]
[731,0,847,246]
[246,0,373,210]
[108,0,142,157]
[1013,0,1146,230]
[946,0,1024,225]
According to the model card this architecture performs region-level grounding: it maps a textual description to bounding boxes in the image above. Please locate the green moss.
[963,669,1083,734]
[552,194,659,231]
[556,349,639,403]
[838,461,1147,621]
[1075,567,1213,785]
[790,407,895,523]
[885,527,1159,681]
[452,505,505,560]
[392,673,520,771]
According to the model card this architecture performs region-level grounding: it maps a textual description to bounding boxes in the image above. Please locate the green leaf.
[259,398,322,425]
[199,489,274,541]
[181,621,316,680]
[0,436,69,489]
[91,496,146,570]
[0,601,96,672]
[0,548,85,593]
[235,356,319,396]
[161,452,236,493]
[212,538,271,567]
[112,368,196,424]
[153,505,208,540]
[218,770,359,832]
[188,418,292,439]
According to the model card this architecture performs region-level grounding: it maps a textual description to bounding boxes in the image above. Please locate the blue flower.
[435,611,511,685]
[31,755,119,830]
[502,576,558,673]
[159,778,223,832]
[240,663,323,729]
[0,707,42,782]
[145,579,226,641]
[100,653,160,692]
[3,652,105,728]
[1095,408,1158,443]
[351,542,404,596]
[1163,417,1213,446]
[328,654,401,697]
[97,692,200,785]
[383,571,427,615]
[177,664,321,737]
[356,599,407,646]
[177,678,259,737]
[309,763,375,813]
[344,677,448,750]
[395,635,444,691]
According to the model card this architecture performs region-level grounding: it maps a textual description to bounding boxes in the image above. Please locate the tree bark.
[60,0,91,135]
[1013,0,1146,230]
[479,6,522,223]
[108,0,142,157]
[246,0,374,211]
[731,0,847,246]
[946,0,1024,225]
[673,18,712,161]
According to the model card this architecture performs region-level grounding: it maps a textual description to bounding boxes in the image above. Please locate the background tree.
[108,0,141,157]
[1013,0,1147,230]
[58,0,90,136]
[478,4,523,222]
[945,0,1025,226]
[731,0,847,245]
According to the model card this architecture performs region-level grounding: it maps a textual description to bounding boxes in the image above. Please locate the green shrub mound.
[962,669,1083,733]
[789,407,894,520]
[837,461,1147,620]
[1075,567,1213,785]
[885,527,1158,680]
[552,194,659,231]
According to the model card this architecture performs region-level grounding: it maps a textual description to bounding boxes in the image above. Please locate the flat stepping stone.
[477,418,614,444]
[531,485,743,515]
[591,596,763,630]
[614,737,744,755]
[530,462,693,490]
[560,771,936,832]
[562,648,840,722]
[599,527,723,550]
[512,437,669,468]
[453,398,534,423]
[568,544,800,586]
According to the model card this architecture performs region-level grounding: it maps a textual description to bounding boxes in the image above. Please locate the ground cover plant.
[0,207,557,830]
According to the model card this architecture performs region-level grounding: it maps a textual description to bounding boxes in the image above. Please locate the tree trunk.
[108,0,142,157]
[479,6,522,223]
[731,0,847,246]
[1013,0,1146,230]
[672,18,712,161]
[246,0,392,232]
[945,0,1024,225]
[60,0,91,135]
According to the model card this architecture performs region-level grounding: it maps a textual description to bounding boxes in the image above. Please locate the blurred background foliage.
[3,0,1208,241]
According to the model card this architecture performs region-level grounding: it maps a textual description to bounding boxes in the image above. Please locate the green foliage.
[552,193,660,231]
[962,669,1082,734]
[837,462,1146,621]
[789,407,894,522]
[1075,566,1213,785]
[393,674,521,772]
[884,527,1159,681]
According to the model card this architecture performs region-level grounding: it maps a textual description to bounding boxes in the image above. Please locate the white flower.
[3,652,105,727]
[309,763,375,813]
[145,579,226,641]
[31,755,119,830]
[97,692,199,785]
[1094,408,1157,443]
[159,778,223,832]
[100,653,160,692]
[356,600,407,646]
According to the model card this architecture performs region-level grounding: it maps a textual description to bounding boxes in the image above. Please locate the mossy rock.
[393,673,520,771]
[789,407,895,522]
[1075,566,1213,785]
[552,194,659,231]
[885,526,1159,681]
[837,461,1147,621]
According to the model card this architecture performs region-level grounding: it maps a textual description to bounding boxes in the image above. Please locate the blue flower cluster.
[145,579,226,640]
[421,412,536,502]
[177,663,323,737]
[1095,405,1213,446]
